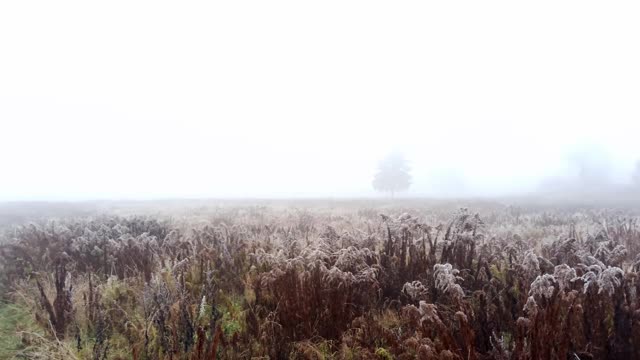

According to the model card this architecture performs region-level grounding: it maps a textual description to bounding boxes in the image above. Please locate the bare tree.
[372,151,411,198]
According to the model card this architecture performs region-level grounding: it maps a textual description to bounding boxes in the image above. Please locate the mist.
[1,1,640,201]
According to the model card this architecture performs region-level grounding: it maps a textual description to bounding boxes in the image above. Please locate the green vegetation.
[0,302,37,359]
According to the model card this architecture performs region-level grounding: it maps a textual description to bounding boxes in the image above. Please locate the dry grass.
[1,202,640,359]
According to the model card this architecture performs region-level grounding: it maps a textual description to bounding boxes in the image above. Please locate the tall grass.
[0,204,639,359]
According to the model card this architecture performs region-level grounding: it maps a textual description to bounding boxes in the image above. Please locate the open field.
[1,200,640,359]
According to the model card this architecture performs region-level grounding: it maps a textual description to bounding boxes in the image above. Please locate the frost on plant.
[523,296,538,317]
[529,274,555,300]
[522,249,540,277]
[553,264,576,292]
[596,266,624,295]
[608,245,628,266]
[433,263,464,300]
[402,280,428,301]
[578,265,624,295]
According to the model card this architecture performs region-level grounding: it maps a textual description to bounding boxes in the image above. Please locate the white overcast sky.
[1,1,639,200]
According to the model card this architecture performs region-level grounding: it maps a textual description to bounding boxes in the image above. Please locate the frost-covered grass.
[0,202,639,359]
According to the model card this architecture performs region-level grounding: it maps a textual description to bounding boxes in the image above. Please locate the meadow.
[1,200,639,359]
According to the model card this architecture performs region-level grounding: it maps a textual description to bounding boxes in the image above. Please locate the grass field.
[1,200,639,359]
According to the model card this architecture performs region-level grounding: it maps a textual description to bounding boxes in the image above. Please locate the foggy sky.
[1,1,640,201]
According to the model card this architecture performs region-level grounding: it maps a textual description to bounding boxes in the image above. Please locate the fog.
[1,1,639,201]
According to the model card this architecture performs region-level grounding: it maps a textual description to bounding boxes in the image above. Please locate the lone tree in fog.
[568,146,612,189]
[373,151,411,198]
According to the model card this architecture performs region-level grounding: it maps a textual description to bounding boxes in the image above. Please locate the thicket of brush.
[1,204,640,359]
